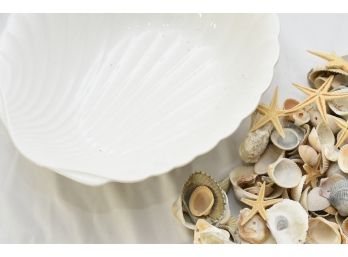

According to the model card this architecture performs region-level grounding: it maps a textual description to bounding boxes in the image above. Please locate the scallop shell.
[237,208,270,244]
[267,158,302,188]
[290,175,307,202]
[329,180,348,216]
[255,144,284,175]
[306,217,341,244]
[307,187,331,212]
[180,172,228,227]
[328,87,348,118]
[194,219,232,244]
[239,125,271,163]
[338,144,348,174]
[308,127,321,152]
[266,199,308,244]
[270,128,301,151]
[298,145,319,167]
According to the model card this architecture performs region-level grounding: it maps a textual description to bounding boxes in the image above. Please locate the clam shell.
[237,208,270,244]
[322,144,339,162]
[266,199,308,244]
[182,172,228,225]
[255,144,284,175]
[328,87,348,118]
[189,185,215,217]
[329,180,348,216]
[319,175,345,199]
[338,144,348,173]
[308,127,321,152]
[298,145,318,167]
[306,217,341,244]
[300,186,310,211]
[307,187,331,212]
[290,175,307,202]
[267,158,302,188]
[271,128,301,151]
[194,219,232,244]
[317,122,335,146]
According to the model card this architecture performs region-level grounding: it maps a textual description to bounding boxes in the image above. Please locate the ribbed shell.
[182,171,227,223]
[329,180,348,216]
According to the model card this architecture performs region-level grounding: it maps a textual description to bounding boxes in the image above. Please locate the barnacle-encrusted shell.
[306,217,341,244]
[239,124,272,163]
[237,208,270,244]
[338,144,348,174]
[329,180,348,216]
[194,219,232,244]
[255,144,284,175]
[266,199,308,244]
[268,158,302,188]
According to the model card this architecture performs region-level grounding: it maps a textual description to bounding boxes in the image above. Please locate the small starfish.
[240,182,282,226]
[288,75,348,124]
[308,50,348,73]
[333,116,348,147]
[250,87,287,138]
[303,161,321,188]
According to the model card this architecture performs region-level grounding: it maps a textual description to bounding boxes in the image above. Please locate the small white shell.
[338,144,348,174]
[298,145,318,167]
[290,175,307,202]
[255,144,284,175]
[293,110,310,127]
[306,217,341,244]
[308,127,321,152]
[268,158,302,188]
[270,128,301,151]
[266,199,308,244]
[317,122,335,146]
[307,187,331,212]
[237,208,270,244]
[194,219,232,244]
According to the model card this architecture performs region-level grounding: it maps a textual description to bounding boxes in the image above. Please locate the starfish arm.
[286,95,316,113]
[292,83,317,95]
[333,116,347,129]
[308,50,335,61]
[316,97,328,124]
[270,87,279,109]
[310,179,318,188]
[256,104,269,114]
[240,207,258,226]
[271,116,285,138]
[258,182,266,199]
[323,91,348,100]
[258,207,267,221]
[250,116,270,132]
[240,198,256,207]
[336,129,348,147]
[320,75,334,93]
[263,198,283,207]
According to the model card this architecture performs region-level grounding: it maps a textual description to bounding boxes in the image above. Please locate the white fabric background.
[1,14,348,243]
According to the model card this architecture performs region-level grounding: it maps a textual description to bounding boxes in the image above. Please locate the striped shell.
[329,180,348,216]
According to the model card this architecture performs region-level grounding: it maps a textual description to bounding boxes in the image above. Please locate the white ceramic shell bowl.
[0,14,279,185]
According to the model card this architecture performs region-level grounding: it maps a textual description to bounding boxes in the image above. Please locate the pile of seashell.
[172,51,348,244]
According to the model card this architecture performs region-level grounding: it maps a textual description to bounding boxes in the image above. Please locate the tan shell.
[298,145,319,167]
[255,144,284,175]
[307,187,331,212]
[268,158,302,188]
[335,214,348,243]
[306,217,341,244]
[237,208,270,244]
[308,127,321,152]
[290,175,307,202]
[194,219,232,244]
[337,130,348,147]
[338,144,348,174]
[189,186,215,217]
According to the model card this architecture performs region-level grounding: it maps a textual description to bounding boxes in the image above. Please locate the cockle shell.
[338,144,348,174]
[239,124,272,163]
[319,175,345,199]
[255,144,284,175]
[328,87,348,118]
[270,128,300,151]
[266,199,308,244]
[267,158,302,188]
[308,127,321,152]
[189,186,215,217]
[194,219,232,244]
[307,187,331,212]
[306,217,341,244]
[329,180,348,216]
[298,145,318,167]
[290,175,307,202]
[237,208,270,244]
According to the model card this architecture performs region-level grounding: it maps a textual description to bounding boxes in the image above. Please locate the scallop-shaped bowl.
[0,14,279,185]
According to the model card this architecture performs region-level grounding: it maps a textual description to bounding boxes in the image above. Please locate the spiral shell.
[329,180,348,216]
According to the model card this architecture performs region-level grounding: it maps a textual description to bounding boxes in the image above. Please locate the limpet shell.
[268,158,302,188]
[306,217,341,244]
[255,144,284,175]
[266,199,308,244]
[329,179,348,216]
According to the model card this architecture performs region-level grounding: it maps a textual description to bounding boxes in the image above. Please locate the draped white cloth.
[1,14,348,243]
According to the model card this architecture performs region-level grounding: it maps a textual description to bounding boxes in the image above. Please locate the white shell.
[266,199,308,244]
[270,128,301,151]
[317,122,335,146]
[329,180,348,216]
[306,217,341,244]
[308,128,321,152]
[267,158,302,188]
[339,144,348,174]
[290,175,307,202]
[0,14,280,184]
[300,186,310,211]
[255,144,284,175]
[298,145,318,167]
[319,175,345,199]
[328,88,348,118]
[307,187,331,211]
[194,219,232,244]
